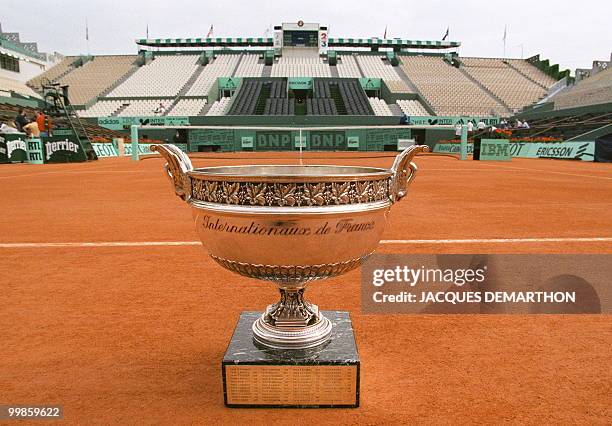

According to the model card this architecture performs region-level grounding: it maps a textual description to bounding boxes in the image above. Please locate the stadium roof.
[0,36,47,61]
[135,37,460,49]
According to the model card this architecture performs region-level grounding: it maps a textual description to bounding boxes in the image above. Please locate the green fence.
[177,126,413,152]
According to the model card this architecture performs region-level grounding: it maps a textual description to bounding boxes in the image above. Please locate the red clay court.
[1,153,611,424]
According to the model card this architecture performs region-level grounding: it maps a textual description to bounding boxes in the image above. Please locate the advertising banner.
[433,141,595,161]
[92,143,119,158]
[410,116,500,126]
[98,116,190,130]
[91,143,187,157]
[480,139,511,161]
[0,133,28,163]
[42,134,87,163]
[288,77,313,90]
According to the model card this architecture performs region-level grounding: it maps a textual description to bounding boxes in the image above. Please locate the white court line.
[381,237,612,244]
[1,237,612,249]
[0,163,133,180]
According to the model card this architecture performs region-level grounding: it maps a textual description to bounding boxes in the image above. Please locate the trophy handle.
[150,144,194,201]
[390,145,429,202]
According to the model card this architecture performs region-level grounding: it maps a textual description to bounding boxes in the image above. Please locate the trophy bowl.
[151,144,428,349]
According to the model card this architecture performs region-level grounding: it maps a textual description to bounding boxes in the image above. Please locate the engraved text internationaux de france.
[201,215,376,236]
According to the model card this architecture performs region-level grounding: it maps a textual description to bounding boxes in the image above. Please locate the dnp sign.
[256,132,292,151]
[310,132,347,150]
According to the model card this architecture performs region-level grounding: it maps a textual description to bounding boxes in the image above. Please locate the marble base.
[222,311,360,408]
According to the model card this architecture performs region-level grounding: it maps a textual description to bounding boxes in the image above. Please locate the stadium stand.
[226,78,295,116]
[336,54,362,78]
[511,111,612,141]
[271,49,331,78]
[505,59,557,88]
[511,62,611,142]
[263,80,294,115]
[206,97,232,116]
[52,55,137,105]
[266,98,295,115]
[228,79,264,115]
[396,99,429,116]
[78,100,123,117]
[0,101,130,142]
[167,99,208,116]
[356,55,410,93]
[551,66,612,110]
[233,53,264,77]
[460,57,550,111]
[369,97,392,116]
[27,24,582,121]
[107,54,199,97]
[1,75,42,99]
[334,79,373,115]
[400,55,508,116]
[307,79,337,115]
[117,99,173,117]
[27,56,76,91]
[186,54,241,96]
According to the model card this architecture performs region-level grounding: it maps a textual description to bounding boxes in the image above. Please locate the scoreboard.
[275,22,329,54]
[283,31,319,47]
[283,30,318,47]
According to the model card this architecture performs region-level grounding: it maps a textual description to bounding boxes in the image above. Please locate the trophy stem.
[252,285,332,349]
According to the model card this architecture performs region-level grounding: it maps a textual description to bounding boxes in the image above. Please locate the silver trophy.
[152,144,427,349]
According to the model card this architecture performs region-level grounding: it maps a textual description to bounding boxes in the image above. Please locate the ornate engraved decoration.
[191,179,391,206]
[210,253,372,284]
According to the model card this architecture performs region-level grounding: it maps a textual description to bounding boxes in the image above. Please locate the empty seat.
[396,99,429,116]
[0,75,42,99]
[167,99,208,116]
[400,56,507,116]
[356,55,410,93]
[206,97,232,116]
[108,54,199,97]
[337,55,362,78]
[187,55,242,96]
[461,57,549,111]
[234,54,264,77]
[271,50,331,78]
[368,97,393,116]
[50,55,137,105]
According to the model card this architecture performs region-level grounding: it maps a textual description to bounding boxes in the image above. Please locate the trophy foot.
[252,287,333,349]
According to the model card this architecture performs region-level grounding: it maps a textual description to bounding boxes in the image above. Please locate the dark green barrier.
[365,128,411,150]
[188,128,235,151]
[42,134,88,163]
[185,128,417,152]
[0,133,28,163]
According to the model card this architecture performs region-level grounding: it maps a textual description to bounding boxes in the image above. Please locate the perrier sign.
[42,134,88,162]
